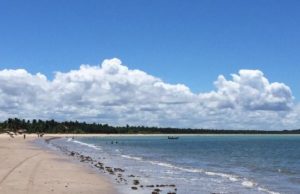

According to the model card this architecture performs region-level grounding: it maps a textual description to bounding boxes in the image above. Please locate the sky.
[0,0,300,130]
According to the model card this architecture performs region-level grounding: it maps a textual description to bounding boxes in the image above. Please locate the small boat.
[168,136,179,140]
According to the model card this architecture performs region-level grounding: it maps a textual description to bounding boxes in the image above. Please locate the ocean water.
[48,135,300,194]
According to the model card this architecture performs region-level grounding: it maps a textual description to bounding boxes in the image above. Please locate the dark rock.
[131,186,138,190]
[114,168,125,172]
[97,162,103,166]
[79,155,93,162]
[105,167,115,175]
[133,180,140,185]
[85,156,92,161]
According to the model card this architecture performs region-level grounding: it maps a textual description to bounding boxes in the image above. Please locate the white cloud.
[0,58,298,130]
[200,69,293,111]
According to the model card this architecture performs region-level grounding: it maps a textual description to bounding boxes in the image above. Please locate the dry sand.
[0,134,118,194]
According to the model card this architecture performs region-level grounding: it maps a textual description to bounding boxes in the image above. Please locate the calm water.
[49,135,300,194]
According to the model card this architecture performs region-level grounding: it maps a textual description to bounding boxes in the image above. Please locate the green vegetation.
[0,118,299,134]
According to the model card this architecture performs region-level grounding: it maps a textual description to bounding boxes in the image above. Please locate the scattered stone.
[133,180,140,185]
[114,168,125,172]
[54,140,182,194]
[105,167,115,174]
[79,155,93,162]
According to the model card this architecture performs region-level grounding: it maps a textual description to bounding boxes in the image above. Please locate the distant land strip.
[1,118,299,134]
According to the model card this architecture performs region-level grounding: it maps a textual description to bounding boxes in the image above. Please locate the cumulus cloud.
[0,58,298,130]
[201,69,293,111]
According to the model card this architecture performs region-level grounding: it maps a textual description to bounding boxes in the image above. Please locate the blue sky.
[1,0,299,97]
[0,1,299,129]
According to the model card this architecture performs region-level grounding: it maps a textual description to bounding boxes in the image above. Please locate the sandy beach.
[0,134,118,194]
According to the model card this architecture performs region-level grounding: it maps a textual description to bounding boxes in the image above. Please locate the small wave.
[121,154,142,161]
[205,171,238,182]
[149,161,205,174]
[69,139,102,150]
[150,161,177,168]
[149,161,238,182]
[147,160,280,194]
[242,180,256,188]
[258,187,281,194]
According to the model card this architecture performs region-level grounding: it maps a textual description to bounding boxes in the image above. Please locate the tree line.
[0,118,299,134]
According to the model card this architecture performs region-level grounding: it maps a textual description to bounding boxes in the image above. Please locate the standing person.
[23,134,26,139]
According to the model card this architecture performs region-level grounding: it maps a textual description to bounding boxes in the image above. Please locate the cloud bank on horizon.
[0,58,299,130]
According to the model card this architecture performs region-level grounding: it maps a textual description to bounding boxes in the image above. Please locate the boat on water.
[168,136,179,140]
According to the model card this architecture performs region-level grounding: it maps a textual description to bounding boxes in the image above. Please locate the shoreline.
[1,133,298,194]
[0,134,118,194]
[14,133,300,138]
[43,134,179,194]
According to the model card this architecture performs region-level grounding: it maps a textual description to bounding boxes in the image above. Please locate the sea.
[44,135,300,194]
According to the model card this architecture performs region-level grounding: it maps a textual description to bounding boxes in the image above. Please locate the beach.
[1,134,299,194]
[0,134,118,194]
[47,134,300,194]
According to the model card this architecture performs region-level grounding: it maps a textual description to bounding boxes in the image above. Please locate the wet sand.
[0,134,118,194]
